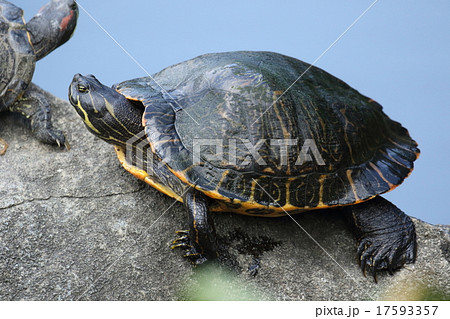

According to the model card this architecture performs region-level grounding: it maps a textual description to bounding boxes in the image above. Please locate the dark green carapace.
[0,0,78,154]
[69,51,419,277]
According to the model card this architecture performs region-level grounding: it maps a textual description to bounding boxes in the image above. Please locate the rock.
[0,88,449,300]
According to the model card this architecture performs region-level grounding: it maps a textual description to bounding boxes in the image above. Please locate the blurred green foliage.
[178,263,267,301]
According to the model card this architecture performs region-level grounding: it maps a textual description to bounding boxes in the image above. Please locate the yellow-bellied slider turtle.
[0,0,78,155]
[69,51,419,276]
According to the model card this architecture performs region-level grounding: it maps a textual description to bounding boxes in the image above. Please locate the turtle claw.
[170,229,191,248]
[33,125,67,149]
[170,242,191,250]
[343,197,417,280]
[356,230,416,280]
[183,250,208,265]
[175,230,189,236]
[171,230,209,265]
[0,138,8,155]
[171,236,189,244]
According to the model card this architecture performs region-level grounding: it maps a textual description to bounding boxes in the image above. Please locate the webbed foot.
[171,190,218,265]
[31,110,69,149]
[171,230,208,264]
[357,229,416,282]
[342,196,416,280]
[9,83,69,150]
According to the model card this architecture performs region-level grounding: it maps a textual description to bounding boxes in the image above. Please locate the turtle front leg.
[171,189,218,264]
[9,83,68,149]
[341,196,416,279]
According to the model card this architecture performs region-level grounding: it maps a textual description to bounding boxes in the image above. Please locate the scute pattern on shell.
[115,51,419,216]
[0,0,35,111]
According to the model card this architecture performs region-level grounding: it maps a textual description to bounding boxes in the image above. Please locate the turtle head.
[27,0,79,60]
[69,74,144,146]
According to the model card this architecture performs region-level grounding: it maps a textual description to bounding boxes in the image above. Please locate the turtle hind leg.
[9,83,68,149]
[342,196,417,279]
[171,189,218,265]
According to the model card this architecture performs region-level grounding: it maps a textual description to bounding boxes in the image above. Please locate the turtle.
[68,51,419,277]
[0,0,78,155]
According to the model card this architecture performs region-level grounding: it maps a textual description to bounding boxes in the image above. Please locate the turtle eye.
[77,84,88,93]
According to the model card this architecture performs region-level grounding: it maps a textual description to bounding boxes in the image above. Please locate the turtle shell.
[115,51,419,216]
[0,1,35,111]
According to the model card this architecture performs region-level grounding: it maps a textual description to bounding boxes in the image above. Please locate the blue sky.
[15,0,450,224]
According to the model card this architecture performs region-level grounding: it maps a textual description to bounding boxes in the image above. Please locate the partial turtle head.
[27,0,79,60]
[69,74,144,146]
[0,1,25,25]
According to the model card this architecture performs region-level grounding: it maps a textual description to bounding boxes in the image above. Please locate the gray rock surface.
[1,89,449,300]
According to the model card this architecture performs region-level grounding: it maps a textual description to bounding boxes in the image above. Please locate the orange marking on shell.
[60,10,74,32]
[369,162,394,189]
[114,145,183,202]
[346,169,360,202]
[318,174,326,206]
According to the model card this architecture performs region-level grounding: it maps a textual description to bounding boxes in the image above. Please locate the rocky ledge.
[0,89,449,300]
